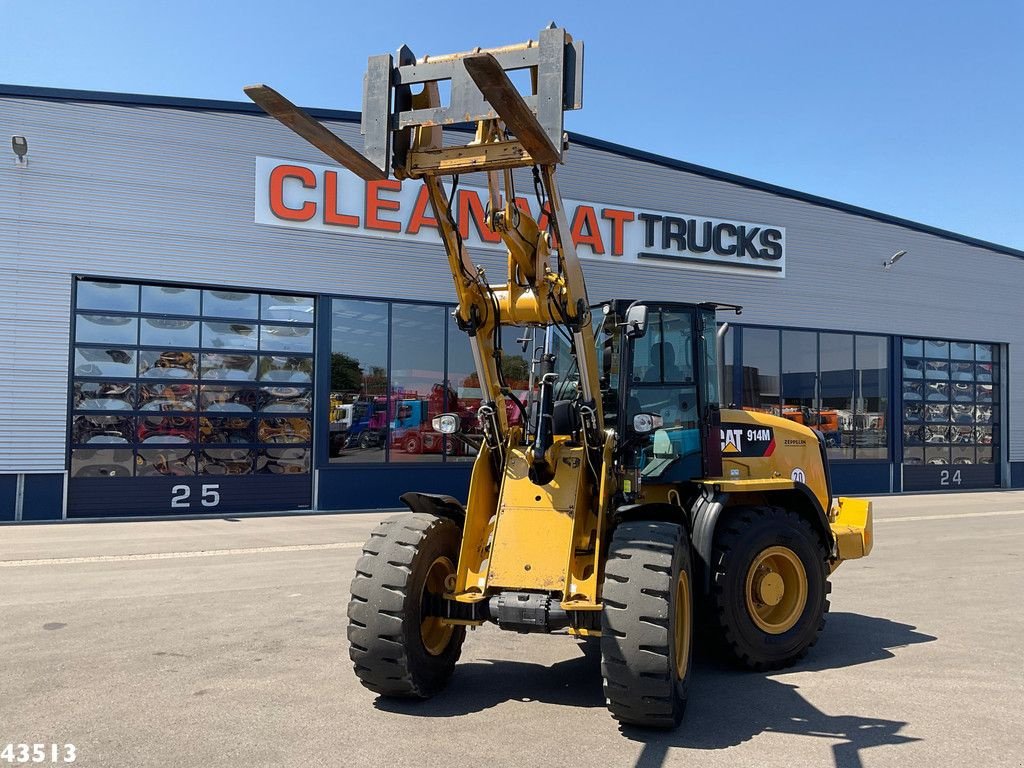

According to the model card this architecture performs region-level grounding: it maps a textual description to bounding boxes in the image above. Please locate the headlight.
[431,413,461,434]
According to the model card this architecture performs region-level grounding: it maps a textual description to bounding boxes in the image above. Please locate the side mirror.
[632,412,664,434]
[431,413,461,434]
[624,304,648,338]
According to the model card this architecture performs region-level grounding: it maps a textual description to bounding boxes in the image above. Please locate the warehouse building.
[1,84,1021,521]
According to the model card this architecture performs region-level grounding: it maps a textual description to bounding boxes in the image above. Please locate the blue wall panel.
[318,465,473,511]
[830,462,891,495]
[22,474,64,521]
[0,474,17,521]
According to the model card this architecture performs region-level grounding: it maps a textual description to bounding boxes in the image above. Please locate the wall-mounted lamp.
[12,135,28,166]
[883,249,907,271]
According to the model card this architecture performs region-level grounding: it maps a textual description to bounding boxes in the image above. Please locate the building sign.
[254,156,786,276]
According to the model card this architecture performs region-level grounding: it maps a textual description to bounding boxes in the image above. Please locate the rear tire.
[708,505,829,671]
[600,520,693,728]
[347,513,466,698]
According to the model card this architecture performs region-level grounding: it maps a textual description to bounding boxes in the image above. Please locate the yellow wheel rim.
[420,556,455,656]
[674,570,692,680]
[744,546,807,635]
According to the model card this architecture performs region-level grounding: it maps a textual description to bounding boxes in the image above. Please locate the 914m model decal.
[720,424,776,458]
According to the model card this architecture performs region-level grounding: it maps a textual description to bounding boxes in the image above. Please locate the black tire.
[600,520,694,728]
[708,505,830,671]
[347,513,466,698]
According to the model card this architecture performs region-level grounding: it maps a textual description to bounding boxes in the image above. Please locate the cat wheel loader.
[245,24,873,728]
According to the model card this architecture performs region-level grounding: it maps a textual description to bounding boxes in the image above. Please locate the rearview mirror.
[624,304,648,338]
[633,412,664,434]
[431,413,461,434]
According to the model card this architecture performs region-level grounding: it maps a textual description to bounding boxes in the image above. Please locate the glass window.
[855,335,889,460]
[740,327,779,412]
[138,415,197,444]
[138,383,197,411]
[720,324,734,407]
[258,355,313,383]
[72,415,134,445]
[71,448,135,478]
[77,281,138,312]
[76,314,137,345]
[261,294,314,323]
[329,299,389,463]
[819,333,853,459]
[201,353,258,381]
[142,285,200,315]
[262,386,312,413]
[136,449,196,476]
[74,347,136,378]
[200,417,255,444]
[199,448,255,475]
[701,310,719,407]
[258,417,312,444]
[389,303,446,463]
[203,322,259,350]
[140,317,200,347]
[257,447,310,474]
[201,384,264,413]
[139,350,197,379]
[260,324,314,353]
[950,342,974,361]
[74,382,135,411]
[781,330,817,427]
[202,290,259,319]
[445,312,483,462]
[631,309,695,384]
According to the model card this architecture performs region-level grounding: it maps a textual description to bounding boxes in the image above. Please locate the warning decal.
[720,424,776,458]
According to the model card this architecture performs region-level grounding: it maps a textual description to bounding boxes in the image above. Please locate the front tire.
[708,505,829,671]
[600,520,694,728]
[347,513,466,698]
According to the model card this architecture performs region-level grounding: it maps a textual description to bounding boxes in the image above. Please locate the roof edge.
[3,82,1022,261]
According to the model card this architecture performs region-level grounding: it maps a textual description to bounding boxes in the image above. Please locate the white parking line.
[875,509,1024,523]
[0,541,363,568]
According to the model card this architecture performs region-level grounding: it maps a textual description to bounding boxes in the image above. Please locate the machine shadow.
[623,613,936,768]
[374,613,934,767]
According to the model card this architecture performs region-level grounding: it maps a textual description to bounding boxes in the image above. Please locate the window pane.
[976,344,993,363]
[925,340,948,359]
[630,309,695,384]
[140,317,200,347]
[138,415,197,444]
[136,449,196,476]
[257,447,310,474]
[76,314,137,345]
[74,347,136,378]
[856,335,889,460]
[262,386,312,413]
[200,416,255,444]
[139,350,197,379]
[74,382,135,411]
[389,303,446,463]
[740,328,779,412]
[138,383,197,411]
[819,333,853,459]
[329,299,388,463]
[260,324,314,353]
[201,353,258,381]
[258,417,311,444]
[261,294,314,323]
[950,342,974,361]
[259,355,313,383]
[720,324,734,407]
[142,285,200,315]
[203,290,258,319]
[445,312,482,462]
[71,448,135,478]
[951,446,975,465]
[77,281,138,312]
[202,322,258,350]
[199,448,255,475]
[902,338,923,357]
[201,384,263,413]
[925,446,950,465]
[781,330,816,426]
[72,415,134,444]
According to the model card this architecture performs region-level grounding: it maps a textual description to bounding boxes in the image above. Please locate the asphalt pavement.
[2,492,1023,768]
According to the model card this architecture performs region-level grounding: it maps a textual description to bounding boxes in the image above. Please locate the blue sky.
[3,0,1022,249]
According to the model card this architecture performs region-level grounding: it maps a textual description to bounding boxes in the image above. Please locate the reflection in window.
[201,353,258,381]
[257,447,310,474]
[819,333,853,459]
[74,382,135,411]
[202,290,259,319]
[76,314,137,345]
[137,415,196,443]
[71,448,135,478]
[389,304,446,463]
[201,384,264,412]
[136,449,196,476]
[200,417,255,444]
[261,294,314,323]
[329,299,388,464]
[258,417,311,443]
[259,355,313,383]
[139,350,197,379]
[740,328,779,412]
[199,448,255,475]
[77,281,138,312]
[781,330,817,427]
[260,324,314,353]
[74,347,136,378]
[141,285,200,315]
[72,415,134,444]
[630,309,695,384]
[262,387,312,413]
[855,335,889,460]
[140,317,200,347]
[203,322,258,350]
[138,383,197,412]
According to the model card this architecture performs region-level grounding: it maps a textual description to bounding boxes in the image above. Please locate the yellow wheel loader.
[246,24,873,728]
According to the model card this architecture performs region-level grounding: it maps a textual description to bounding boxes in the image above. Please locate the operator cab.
[595,300,726,486]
